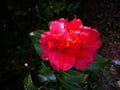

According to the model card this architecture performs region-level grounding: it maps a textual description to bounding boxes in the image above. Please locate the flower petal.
[50,18,66,34]
[87,40,102,50]
[74,50,96,69]
[48,49,75,71]
[48,49,62,71]
[67,18,83,31]
[60,53,75,71]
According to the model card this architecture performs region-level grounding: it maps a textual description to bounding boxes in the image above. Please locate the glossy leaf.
[29,30,45,56]
[59,78,83,90]
[62,70,88,84]
[85,55,109,71]
[59,70,88,90]
[23,74,37,90]
[38,62,56,82]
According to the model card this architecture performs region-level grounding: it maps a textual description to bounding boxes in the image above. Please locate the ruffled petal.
[79,27,98,38]
[48,49,62,71]
[74,49,96,69]
[87,40,102,50]
[67,18,83,31]
[48,49,75,71]
[50,18,66,34]
[74,59,89,69]
[60,53,75,71]
[78,27,102,50]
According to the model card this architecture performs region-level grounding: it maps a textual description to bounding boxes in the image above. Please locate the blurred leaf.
[29,30,45,56]
[103,69,117,88]
[63,70,88,84]
[52,2,65,13]
[59,78,83,90]
[68,1,81,11]
[85,55,109,71]
[23,74,37,90]
[38,62,56,82]
[59,70,88,90]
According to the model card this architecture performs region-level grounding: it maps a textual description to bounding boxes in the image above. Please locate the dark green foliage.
[59,70,87,90]
[85,55,109,71]
[23,74,37,90]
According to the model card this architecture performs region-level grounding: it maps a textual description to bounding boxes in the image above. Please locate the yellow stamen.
[69,30,74,34]
[66,40,69,47]
[72,37,79,44]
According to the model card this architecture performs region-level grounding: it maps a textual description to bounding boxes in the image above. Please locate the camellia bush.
[23,18,112,90]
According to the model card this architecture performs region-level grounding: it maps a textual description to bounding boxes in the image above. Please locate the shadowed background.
[0,0,120,90]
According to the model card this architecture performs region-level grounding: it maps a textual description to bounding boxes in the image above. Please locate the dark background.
[0,0,120,90]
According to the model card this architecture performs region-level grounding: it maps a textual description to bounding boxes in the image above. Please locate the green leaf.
[59,78,83,90]
[29,30,45,56]
[59,70,88,90]
[86,55,109,71]
[62,70,88,84]
[38,62,56,82]
[23,74,37,90]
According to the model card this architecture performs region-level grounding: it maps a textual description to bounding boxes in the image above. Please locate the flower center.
[66,30,79,47]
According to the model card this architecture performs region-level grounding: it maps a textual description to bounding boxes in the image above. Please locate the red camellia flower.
[40,18,102,71]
